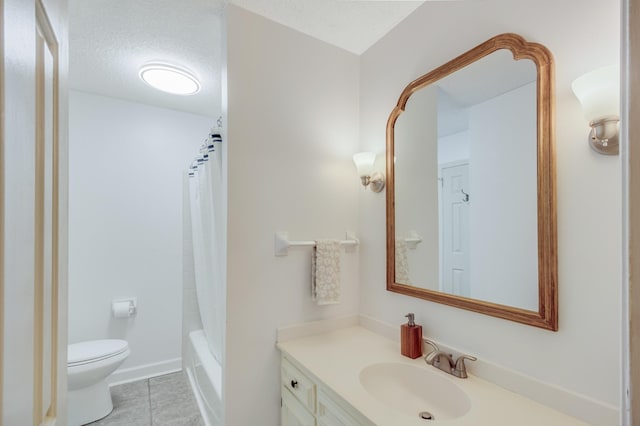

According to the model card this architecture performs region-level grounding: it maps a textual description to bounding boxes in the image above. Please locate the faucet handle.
[454,354,477,378]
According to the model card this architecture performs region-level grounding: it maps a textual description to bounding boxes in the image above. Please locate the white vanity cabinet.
[281,356,367,426]
[281,356,316,426]
[317,389,362,426]
[278,326,592,426]
[281,387,315,426]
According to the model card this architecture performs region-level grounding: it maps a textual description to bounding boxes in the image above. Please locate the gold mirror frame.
[386,33,557,331]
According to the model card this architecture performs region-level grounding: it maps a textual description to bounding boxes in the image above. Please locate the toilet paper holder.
[112,298,137,318]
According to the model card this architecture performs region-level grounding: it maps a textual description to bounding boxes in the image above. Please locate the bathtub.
[186,330,222,426]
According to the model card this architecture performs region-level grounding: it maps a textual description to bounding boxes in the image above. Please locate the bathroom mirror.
[386,33,557,330]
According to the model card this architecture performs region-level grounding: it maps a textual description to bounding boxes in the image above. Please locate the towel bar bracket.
[405,230,423,250]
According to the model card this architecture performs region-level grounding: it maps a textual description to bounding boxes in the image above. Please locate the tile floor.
[88,371,204,426]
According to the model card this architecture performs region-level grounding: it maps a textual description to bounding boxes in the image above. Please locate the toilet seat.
[68,339,129,367]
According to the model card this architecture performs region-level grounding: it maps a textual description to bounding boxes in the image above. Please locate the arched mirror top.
[391,33,553,115]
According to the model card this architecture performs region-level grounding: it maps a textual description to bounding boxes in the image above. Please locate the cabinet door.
[317,391,361,426]
[282,388,315,426]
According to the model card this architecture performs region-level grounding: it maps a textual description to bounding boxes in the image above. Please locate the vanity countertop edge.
[277,326,587,426]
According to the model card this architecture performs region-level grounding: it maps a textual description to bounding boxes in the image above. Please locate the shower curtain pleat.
[188,133,224,363]
[206,148,224,363]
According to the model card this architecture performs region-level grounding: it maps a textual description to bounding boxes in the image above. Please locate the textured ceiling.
[69,0,224,117]
[69,0,426,116]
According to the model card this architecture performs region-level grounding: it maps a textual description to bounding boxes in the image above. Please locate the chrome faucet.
[453,355,477,379]
[423,338,477,379]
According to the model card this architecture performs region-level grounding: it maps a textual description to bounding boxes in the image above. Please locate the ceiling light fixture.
[139,64,201,95]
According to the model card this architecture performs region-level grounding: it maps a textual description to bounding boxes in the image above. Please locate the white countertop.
[277,326,587,426]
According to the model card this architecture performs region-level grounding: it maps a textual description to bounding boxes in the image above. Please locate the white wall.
[225,6,360,425]
[468,82,538,310]
[68,90,215,376]
[438,130,469,165]
[359,0,620,415]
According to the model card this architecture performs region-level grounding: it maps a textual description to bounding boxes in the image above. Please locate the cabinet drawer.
[282,357,316,414]
[282,387,316,426]
[317,389,362,426]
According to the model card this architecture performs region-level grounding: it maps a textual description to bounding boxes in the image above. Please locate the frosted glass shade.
[353,152,376,177]
[139,64,200,95]
[571,65,619,122]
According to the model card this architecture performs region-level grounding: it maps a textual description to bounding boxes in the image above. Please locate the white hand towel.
[395,239,411,284]
[311,239,341,305]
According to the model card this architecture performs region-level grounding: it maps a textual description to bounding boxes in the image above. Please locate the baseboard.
[357,314,619,425]
[107,357,182,386]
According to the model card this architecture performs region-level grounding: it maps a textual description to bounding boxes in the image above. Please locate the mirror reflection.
[394,49,539,311]
[387,33,557,330]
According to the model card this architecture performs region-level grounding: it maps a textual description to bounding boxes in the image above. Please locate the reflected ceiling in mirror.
[386,34,557,330]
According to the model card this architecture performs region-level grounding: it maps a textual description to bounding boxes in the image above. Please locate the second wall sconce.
[571,64,620,155]
[353,152,385,193]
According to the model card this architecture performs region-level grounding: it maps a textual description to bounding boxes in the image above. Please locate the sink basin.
[359,362,471,420]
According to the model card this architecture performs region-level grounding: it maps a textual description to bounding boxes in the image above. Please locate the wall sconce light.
[571,65,620,155]
[353,152,385,193]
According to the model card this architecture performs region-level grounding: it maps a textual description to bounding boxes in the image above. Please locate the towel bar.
[274,231,359,256]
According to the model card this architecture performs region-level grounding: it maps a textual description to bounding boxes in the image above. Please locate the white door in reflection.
[440,162,470,296]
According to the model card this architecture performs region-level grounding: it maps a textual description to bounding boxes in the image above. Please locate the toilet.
[67,339,130,426]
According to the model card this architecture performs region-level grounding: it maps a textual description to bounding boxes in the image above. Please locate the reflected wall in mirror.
[386,33,557,330]
[395,51,538,308]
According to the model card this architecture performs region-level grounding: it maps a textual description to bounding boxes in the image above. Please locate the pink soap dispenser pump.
[401,313,423,359]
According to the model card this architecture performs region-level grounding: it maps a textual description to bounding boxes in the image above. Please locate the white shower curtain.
[188,132,224,363]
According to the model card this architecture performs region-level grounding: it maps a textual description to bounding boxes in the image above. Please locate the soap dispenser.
[401,313,423,359]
